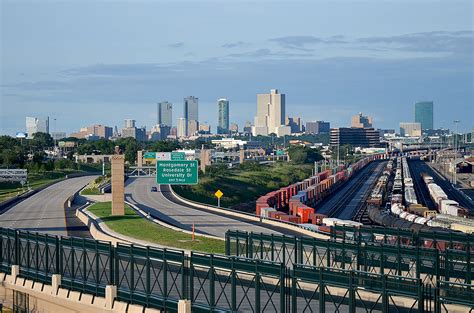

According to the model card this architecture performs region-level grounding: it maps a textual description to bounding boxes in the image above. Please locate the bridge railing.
[331,225,473,251]
[1,227,473,312]
[226,230,473,287]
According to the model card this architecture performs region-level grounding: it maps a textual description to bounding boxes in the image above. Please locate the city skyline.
[1,1,473,135]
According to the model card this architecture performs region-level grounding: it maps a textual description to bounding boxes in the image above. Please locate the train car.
[295,205,315,223]
[427,183,448,209]
[260,207,277,218]
[404,186,418,205]
[422,174,434,185]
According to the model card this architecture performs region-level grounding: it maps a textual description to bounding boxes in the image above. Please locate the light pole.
[453,120,460,185]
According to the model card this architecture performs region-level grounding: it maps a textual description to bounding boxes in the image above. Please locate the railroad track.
[407,159,435,210]
[326,163,377,218]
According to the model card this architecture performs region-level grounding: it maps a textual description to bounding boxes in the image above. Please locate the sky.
[1,0,473,135]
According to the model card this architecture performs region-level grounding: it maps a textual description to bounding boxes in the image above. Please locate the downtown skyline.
[1,0,473,135]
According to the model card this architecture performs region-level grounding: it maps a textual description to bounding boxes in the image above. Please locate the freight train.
[256,153,387,225]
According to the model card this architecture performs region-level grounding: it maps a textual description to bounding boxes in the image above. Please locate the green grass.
[0,170,79,202]
[87,202,225,254]
[174,162,313,212]
[80,187,102,195]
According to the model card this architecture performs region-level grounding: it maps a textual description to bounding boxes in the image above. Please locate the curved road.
[125,177,305,237]
[0,176,95,236]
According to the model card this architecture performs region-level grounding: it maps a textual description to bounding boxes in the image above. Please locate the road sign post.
[215,189,223,208]
[156,160,198,185]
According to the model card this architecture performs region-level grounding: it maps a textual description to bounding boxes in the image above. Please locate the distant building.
[330,127,380,147]
[177,118,187,138]
[252,89,290,137]
[170,127,177,137]
[351,113,373,128]
[26,116,49,138]
[424,128,450,136]
[124,119,136,128]
[199,123,211,134]
[70,124,113,139]
[305,121,330,134]
[230,123,239,133]
[414,101,433,130]
[217,99,230,134]
[399,122,422,137]
[285,116,302,133]
[122,126,146,141]
[187,120,199,136]
[51,132,66,141]
[157,101,173,127]
[243,121,253,134]
[150,124,171,141]
[211,138,247,149]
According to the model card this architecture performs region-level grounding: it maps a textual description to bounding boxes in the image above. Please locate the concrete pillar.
[200,149,211,173]
[10,265,19,284]
[239,149,245,164]
[137,150,143,168]
[51,274,61,296]
[105,285,117,310]
[178,299,192,313]
[111,155,125,216]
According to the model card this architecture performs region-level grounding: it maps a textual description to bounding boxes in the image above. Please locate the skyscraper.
[252,89,290,137]
[351,113,373,128]
[177,117,187,138]
[157,101,173,127]
[217,99,230,134]
[26,116,49,138]
[414,101,434,130]
[124,119,136,128]
[184,96,199,121]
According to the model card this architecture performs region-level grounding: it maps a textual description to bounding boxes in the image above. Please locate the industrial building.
[330,127,380,147]
[399,122,422,137]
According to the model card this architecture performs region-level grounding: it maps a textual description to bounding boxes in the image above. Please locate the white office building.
[252,89,291,137]
[26,116,49,138]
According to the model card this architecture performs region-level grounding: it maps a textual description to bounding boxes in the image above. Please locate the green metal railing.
[1,227,473,312]
[226,230,473,287]
[331,225,473,252]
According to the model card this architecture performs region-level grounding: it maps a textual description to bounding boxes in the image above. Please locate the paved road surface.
[125,177,306,237]
[0,176,95,236]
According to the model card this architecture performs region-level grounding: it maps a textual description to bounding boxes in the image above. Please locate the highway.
[0,176,95,236]
[125,177,304,237]
[316,161,386,218]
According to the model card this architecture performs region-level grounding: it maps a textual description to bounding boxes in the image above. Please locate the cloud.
[270,35,347,51]
[221,41,248,48]
[358,31,474,55]
[225,48,312,59]
[168,42,184,49]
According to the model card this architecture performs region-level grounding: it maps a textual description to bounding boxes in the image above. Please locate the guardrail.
[1,228,473,312]
[226,230,473,287]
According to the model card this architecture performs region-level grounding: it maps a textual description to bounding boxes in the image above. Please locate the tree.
[288,146,323,164]
[30,132,54,150]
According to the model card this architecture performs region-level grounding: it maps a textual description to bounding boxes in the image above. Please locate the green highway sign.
[171,152,186,160]
[156,160,198,185]
[144,152,156,159]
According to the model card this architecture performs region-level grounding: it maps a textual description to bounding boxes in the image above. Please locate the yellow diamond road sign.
[215,190,223,199]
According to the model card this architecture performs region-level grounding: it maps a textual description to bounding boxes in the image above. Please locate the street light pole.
[453,120,460,185]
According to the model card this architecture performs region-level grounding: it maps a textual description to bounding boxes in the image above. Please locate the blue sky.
[1,0,473,135]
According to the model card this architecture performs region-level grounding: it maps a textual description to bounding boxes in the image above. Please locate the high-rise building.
[150,124,171,141]
[243,121,253,134]
[184,96,199,121]
[122,126,146,141]
[157,101,173,127]
[252,89,290,137]
[399,122,422,137]
[414,101,434,131]
[199,123,211,134]
[351,113,373,128]
[217,99,230,134]
[177,118,187,138]
[285,117,302,133]
[330,127,380,147]
[305,121,330,135]
[26,116,49,138]
[124,119,136,128]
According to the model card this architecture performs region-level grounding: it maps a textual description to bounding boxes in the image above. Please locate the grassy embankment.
[0,170,78,202]
[87,201,225,254]
[80,176,110,195]
[173,161,313,212]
